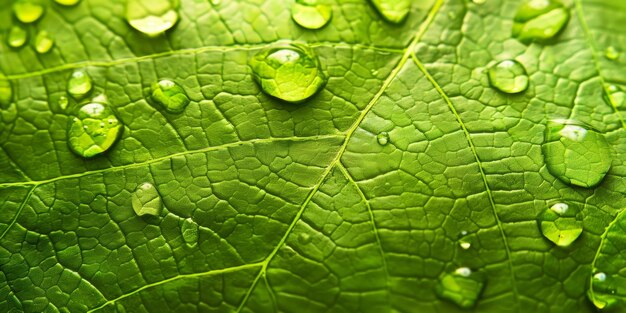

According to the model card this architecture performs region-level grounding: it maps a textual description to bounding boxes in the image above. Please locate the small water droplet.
[34,31,54,54]
[471,0,486,4]
[67,102,124,158]
[488,59,529,94]
[0,75,13,108]
[435,267,486,309]
[54,0,81,6]
[368,0,411,24]
[298,233,312,245]
[132,182,163,217]
[250,42,326,103]
[58,96,69,110]
[67,70,93,100]
[210,0,221,5]
[605,46,620,60]
[149,79,190,114]
[459,241,471,250]
[126,0,179,37]
[7,26,28,48]
[13,0,45,24]
[542,119,611,188]
[605,84,626,108]
[458,231,472,250]
[588,271,619,309]
[538,202,583,247]
[377,132,390,145]
[291,0,332,30]
[512,0,570,43]
[181,218,198,247]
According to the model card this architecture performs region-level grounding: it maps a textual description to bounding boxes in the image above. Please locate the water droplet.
[368,0,411,24]
[67,102,123,158]
[67,70,93,100]
[538,202,583,247]
[298,233,312,245]
[250,43,326,103]
[13,0,45,24]
[149,79,190,113]
[181,218,198,247]
[605,46,620,60]
[0,75,13,108]
[488,59,529,94]
[291,0,332,30]
[512,0,570,43]
[132,182,162,217]
[54,0,81,6]
[458,231,472,250]
[542,119,611,188]
[605,84,626,108]
[125,0,179,37]
[58,96,69,110]
[377,132,390,145]
[472,0,486,4]
[7,26,28,48]
[588,272,619,309]
[435,267,486,309]
[210,0,221,5]
[34,31,54,54]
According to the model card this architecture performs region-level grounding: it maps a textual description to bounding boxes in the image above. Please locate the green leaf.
[1,0,626,312]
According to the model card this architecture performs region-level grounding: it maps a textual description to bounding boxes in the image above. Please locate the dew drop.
[7,26,28,48]
[368,0,411,24]
[67,102,123,158]
[542,119,611,188]
[605,46,620,60]
[0,75,13,108]
[588,271,619,309]
[54,0,81,6]
[126,0,179,37]
[605,84,626,108]
[13,0,45,24]
[512,0,570,43]
[181,218,198,247]
[250,43,326,103]
[538,202,583,247]
[58,96,69,110]
[435,267,486,309]
[471,0,486,4]
[67,70,93,100]
[488,59,529,94]
[377,132,390,146]
[34,31,54,54]
[458,231,472,250]
[291,0,332,30]
[149,79,190,114]
[210,0,221,5]
[298,233,312,245]
[132,182,163,217]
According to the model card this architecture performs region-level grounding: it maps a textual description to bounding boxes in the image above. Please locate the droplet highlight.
[435,267,486,309]
[35,31,54,54]
[126,0,179,37]
[132,182,163,217]
[13,0,45,24]
[512,0,570,43]
[67,102,123,158]
[150,79,190,113]
[377,132,390,146]
[181,218,198,247]
[542,120,611,188]
[488,59,529,94]
[7,26,28,48]
[368,0,411,24]
[250,43,326,103]
[538,202,583,247]
[291,0,332,30]
[68,70,93,100]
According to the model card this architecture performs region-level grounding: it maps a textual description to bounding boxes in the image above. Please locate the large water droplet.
[150,79,190,113]
[13,0,45,24]
[291,0,332,30]
[67,102,123,158]
[68,70,93,100]
[7,26,28,48]
[512,0,570,43]
[435,267,486,309]
[132,182,163,217]
[35,31,54,54]
[538,202,583,247]
[54,0,81,6]
[181,218,198,247]
[250,43,326,103]
[126,0,179,37]
[0,75,13,108]
[488,59,529,94]
[605,46,620,61]
[542,120,611,188]
[377,132,390,146]
[588,272,619,309]
[368,0,411,24]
